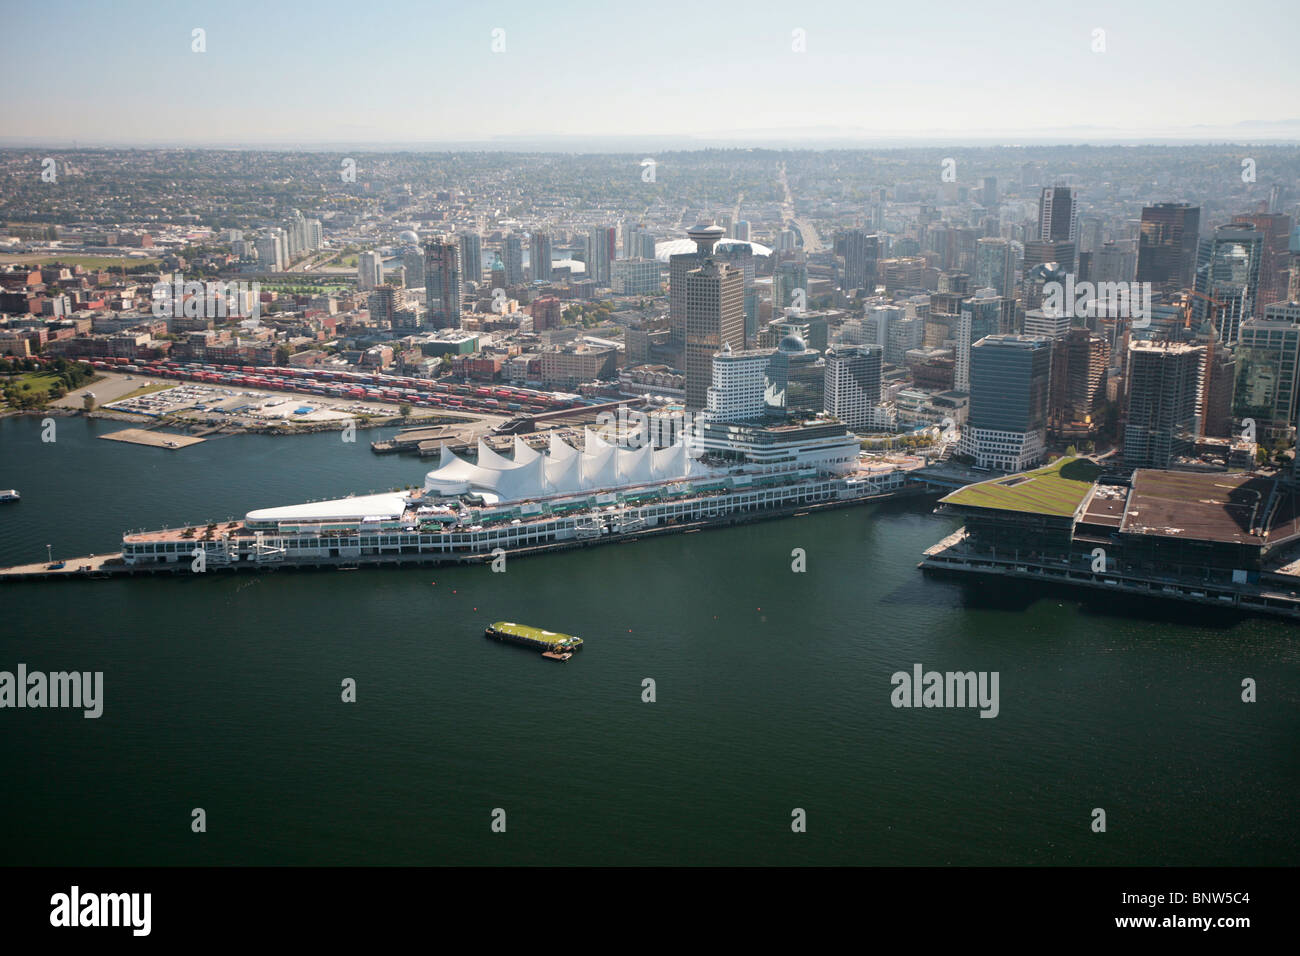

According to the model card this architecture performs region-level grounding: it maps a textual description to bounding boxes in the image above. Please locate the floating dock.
[485,621,583,655]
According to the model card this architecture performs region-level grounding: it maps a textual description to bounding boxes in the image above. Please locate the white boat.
[0,489,19,503]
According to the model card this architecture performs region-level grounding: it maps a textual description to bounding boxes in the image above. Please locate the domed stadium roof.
[655,237,772,262]
[398,230,420,244]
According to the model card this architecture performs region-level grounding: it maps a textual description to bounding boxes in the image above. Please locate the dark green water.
[1,415,1297,865]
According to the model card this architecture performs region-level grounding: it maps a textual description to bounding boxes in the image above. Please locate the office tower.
[357,250,384,291]
[612,258,661,295]
[1232,212,1293,314]
[530,296,562,333]
[864,304,901,354]
[833,229,879,294]
[878,257,926,293]
[422,238,462,329]
[938,272,971,296]
[734,220,751,242]
[503,235,525,286]
[1264,300,1300,324]
[670,222,726,359]
[713,243,755,291]
[824,344,883,429]
[955,289,1004,391]
[764,332,824,419]
[684,257,745,411]
[774,257,808,309]
[1137,202,1200,296]
[959,334,1052,472]
[1023,308,1073,341]
[1079,217,1104,256]
[1122,342,1203,468]
[460,232,483,284]
[1234,318,1300,429]
[1193,224,1263,344]
[1038,186,1078,243]
[702,344,773,423]
[1023,239,1076,278]
[1051,327,1110,435]
[886,317,925,367]
[1092,240,1137,284]
[530,232,553,283]
[586,226,616,286]
[974,237,1016,299]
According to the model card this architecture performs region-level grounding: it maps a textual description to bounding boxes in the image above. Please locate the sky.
[2,0,1297,147]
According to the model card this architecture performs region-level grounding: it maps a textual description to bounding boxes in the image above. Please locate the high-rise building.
[586,226,616,286]
[764,332,824,420]
[702,344,773,423]
[670,223,725,359]
[684,255,745,412]
[833,229,880,294]
[824,343,884,429]
[734,220,751,242]
[357,250,384,291]
[1023,308,1073,341]
[1052,327,1110,435]
[367,284,398,326]
[960,335,1051,472]
[612,258,661,296]
[530,232,553,283]
[955,289,1003,392]
[460,232,483,284]
[503,236,525,287]
[1194,224,1263,344]
[974,237,1016,299]
[1122,342,1203,468]
[255,232,285,272]
[1023,239,1076,279]
[422,239,463,329]
[1233,318,1300,429]
[1232,212,1294,314]
[1137,202,1200,296]
[1038,186,1078,244]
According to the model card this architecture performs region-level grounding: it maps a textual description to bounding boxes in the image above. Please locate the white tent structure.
[423,428,718,503]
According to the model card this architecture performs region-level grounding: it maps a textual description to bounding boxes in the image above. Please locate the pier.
[920,529,1300,621]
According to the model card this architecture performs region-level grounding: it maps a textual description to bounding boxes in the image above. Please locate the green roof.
[941,457,1102,517]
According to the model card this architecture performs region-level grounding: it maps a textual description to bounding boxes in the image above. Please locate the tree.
[399,403,413,418]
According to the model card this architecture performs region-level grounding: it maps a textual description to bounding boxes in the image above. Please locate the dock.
[919,529,1300,621]
[100,428,205,449]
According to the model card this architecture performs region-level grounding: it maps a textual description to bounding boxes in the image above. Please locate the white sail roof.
[423,433,718,504]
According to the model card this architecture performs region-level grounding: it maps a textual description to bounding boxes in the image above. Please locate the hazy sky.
[2,0,1297,146]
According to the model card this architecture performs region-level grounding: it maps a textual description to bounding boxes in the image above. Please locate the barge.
[486,622,583,656]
